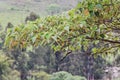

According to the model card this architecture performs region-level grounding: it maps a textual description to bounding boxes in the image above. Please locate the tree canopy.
[4,0,120,55]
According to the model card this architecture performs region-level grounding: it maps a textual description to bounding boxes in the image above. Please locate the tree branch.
[86,37,120,44]
[60,50,72,62]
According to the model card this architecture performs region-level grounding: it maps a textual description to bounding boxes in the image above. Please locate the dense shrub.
[25,12,39,23]
[30,71,51,80]
[2,70,20,80]
[0,52,14,80]
[50,71,86,80]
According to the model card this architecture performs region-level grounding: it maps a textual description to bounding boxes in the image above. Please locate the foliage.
[0,51,13,74]
[50,71,73,80]
[1,0,120,80]
[25,12,39,23]
[3,1,120,79]
[0,51,14,80]
[2,70,20,80]
[57,53,107,79]
[30,71,51,80]
[50,71,86,80]
[73,76,87,80]
[4,0,120,55]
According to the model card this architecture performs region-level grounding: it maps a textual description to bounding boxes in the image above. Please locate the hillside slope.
[0,0,80,28]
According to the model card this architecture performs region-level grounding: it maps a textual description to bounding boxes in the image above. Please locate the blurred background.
[0,0,81,27]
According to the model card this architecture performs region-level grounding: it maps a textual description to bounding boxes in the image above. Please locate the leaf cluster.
[4,0,120,54]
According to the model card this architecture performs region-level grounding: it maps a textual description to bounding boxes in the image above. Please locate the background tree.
[25,12,39,23]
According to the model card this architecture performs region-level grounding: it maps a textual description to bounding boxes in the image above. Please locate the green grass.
[0,0,47,29]
[0,0,77,29]
[0,11,29,28]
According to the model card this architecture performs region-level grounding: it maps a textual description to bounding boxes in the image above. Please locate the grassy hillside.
[0,0,80,28]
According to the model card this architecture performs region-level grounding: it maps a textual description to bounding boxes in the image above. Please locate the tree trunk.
[20,70,28,80]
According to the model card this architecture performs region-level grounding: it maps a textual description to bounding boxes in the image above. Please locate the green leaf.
[80,21,86,28]
[96,4,103,10]
[94,40,99,45]
[52,36,57,42]
[92,26,97,31]
[32,36,37,43]
[100,34,105,39]
[64,26,69,32]
[69,45,75,51]
[26,45,33,52]
[88,3,95,11]
[92,48,97,53]
[47,32,53,39]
